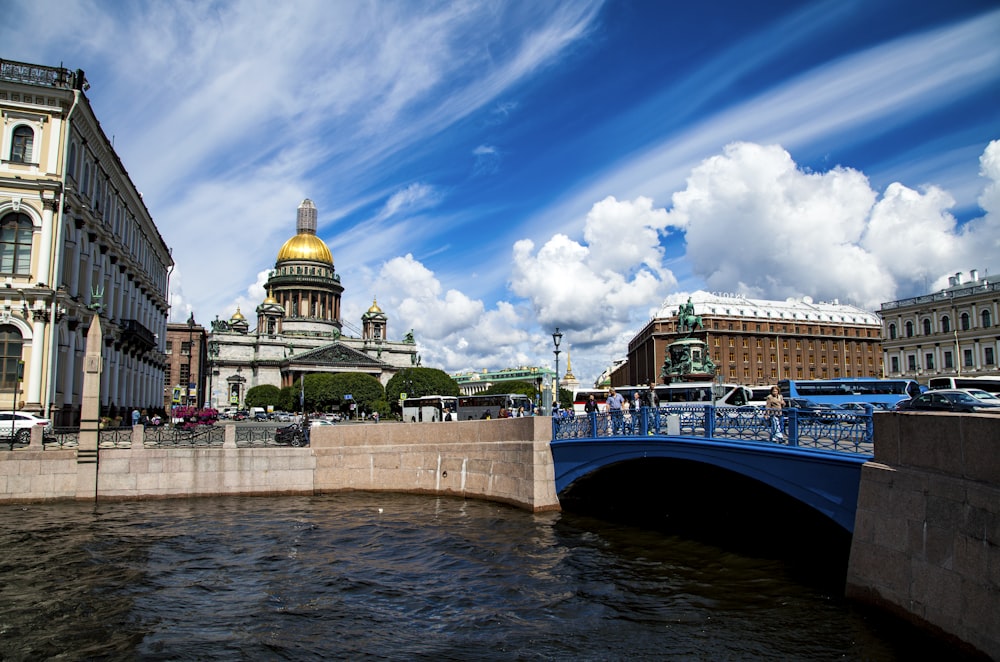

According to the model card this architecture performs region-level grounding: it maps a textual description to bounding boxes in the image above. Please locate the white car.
[0,412,53,443]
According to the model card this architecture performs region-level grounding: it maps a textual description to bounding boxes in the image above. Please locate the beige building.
[0,60,172,425]
[880,269,999,382]
[206,200,418,410]
[620,291,883,387]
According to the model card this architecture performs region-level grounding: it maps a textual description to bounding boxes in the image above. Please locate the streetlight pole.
[186,312,195,409]
[552,328,563,413]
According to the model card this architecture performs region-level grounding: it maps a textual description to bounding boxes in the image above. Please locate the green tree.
[245,384,282,409]
[558,387,573,410]
[385,367,459,404]
[288,373,386,417]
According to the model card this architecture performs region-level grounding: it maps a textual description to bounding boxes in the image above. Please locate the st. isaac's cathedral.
[205,199,419,410]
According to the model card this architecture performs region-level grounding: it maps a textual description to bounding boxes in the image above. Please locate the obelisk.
[76,314,102,499]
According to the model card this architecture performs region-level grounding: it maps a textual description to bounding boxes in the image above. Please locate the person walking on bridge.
[766,386,785,442]
[606,387,625,435]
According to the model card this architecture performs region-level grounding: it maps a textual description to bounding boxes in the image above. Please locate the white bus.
[401,395,458,422]
[616,382,752,408]
[927,376,1000,395]
[455,393,533,420]
[572,389,608,415]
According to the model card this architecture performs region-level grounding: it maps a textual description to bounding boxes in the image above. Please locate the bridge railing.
[553,405,874,454]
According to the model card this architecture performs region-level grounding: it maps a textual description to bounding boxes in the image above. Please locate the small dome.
[276,233,334,265]
[367,297,383,314]
[263,289,278,305]
[231,306,245,321]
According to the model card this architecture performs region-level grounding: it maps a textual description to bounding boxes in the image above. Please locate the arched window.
[10,125,34,164]
[905,321,914,338]
[982,310,992,328]
[0,324,23,389]
[922,319,931,335]
[0,213,34,274]
[961,313,970,331]
[941,315,951,333]
[888,323,896,340]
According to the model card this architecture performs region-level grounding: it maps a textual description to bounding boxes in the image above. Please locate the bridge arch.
[551,436,867,532]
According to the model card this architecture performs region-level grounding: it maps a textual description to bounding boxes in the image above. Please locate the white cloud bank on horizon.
[349,139,1000,386]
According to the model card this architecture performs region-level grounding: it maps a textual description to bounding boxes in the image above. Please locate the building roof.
[657,291,881,326]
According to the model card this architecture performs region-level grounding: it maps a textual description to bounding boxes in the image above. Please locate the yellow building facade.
[0,60,172,425]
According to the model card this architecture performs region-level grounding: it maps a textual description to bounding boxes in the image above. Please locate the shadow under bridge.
[549,435,869,532]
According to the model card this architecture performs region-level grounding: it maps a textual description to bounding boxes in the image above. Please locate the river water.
[0,493,976,661]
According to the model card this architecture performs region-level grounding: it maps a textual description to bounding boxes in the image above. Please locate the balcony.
[119,319,156,354]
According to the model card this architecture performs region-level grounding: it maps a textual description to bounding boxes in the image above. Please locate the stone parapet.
[0,419,561,513]
[847,412,1000,659]
[310,417,561,512]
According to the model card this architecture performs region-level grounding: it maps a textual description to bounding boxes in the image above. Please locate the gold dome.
[231,306,245,321]
[263,288,278,305]
[276,233,333,265]
[367,297,383,314]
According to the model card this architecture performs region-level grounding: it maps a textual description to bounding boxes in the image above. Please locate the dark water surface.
[0,494,972,660]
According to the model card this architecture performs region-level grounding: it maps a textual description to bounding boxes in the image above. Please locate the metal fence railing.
[553,405,875,455]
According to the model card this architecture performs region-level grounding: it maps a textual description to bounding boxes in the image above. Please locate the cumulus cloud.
[663,141,1000,310]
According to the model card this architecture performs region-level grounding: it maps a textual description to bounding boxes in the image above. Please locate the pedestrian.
[584,394,599,414]
[766,385,785,442]
[631,391,643,434]
[606,387,625,435]
[645,382,660,433]
[131,408,140,427]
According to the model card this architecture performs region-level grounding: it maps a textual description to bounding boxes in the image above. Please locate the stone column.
[76,315,102,499]
[37,198,57,286]
[26,309,48,405]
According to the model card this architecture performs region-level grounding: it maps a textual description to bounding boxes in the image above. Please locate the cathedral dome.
[276,233,334,265]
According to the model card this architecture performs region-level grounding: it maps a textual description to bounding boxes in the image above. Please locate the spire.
[564,349,576,379]
[296,199,317,235]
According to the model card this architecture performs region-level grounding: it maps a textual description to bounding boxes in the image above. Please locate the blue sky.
[4,0,999,386]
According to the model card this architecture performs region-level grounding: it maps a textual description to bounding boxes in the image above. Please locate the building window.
[985,347,995,366]
[180,341,191,356]
[0,213,34,275]
[941,316,950,333]
[925,353,934,370]
[905,321,913,338]
[922,319,931,335]
[907,355,916,371]
[963,349,974,368]
[961,313,970,331]
[890,356,899,373]
[944,351,953,369]
[982,310,992,328]
[0,324,23,389]
[10,125,34,163]
[888,323,896,340]
[165,341,172,354]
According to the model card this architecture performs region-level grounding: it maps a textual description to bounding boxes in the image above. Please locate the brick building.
[619,291,883,387]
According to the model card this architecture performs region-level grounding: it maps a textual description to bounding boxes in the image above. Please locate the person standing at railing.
[606,387,625,435]
[766,386,785,442]
[645,382,660,434]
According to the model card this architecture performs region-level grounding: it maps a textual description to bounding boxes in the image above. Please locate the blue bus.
[778,378,919,408]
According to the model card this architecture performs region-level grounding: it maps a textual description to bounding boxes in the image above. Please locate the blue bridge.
[550,406,873,532]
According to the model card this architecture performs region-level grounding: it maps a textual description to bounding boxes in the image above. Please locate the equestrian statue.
[676,297,703,334]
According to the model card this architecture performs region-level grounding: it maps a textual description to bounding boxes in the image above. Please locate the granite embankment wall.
[846,412,1000,660]
[0,417,561,512]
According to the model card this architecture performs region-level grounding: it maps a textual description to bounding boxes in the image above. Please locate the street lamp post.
[552,328,563,413]
[186,312,195,408]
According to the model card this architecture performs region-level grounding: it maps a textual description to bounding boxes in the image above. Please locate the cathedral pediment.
[290,342,388,368]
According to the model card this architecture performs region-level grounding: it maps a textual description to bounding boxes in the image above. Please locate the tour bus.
[778,378,919,408]
[401,395,458,423]
[455,393,533,420]
[572,389,608,415]
[926,376,1000,395]
[614,382,752,408]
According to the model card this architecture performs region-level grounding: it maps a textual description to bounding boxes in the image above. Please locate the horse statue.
[676,297,704,333]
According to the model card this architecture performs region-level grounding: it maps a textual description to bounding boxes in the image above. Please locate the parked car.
[784,398,843,424]
[0,412,53,443]
[895,389,1000,413]
[274,423,308,446]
